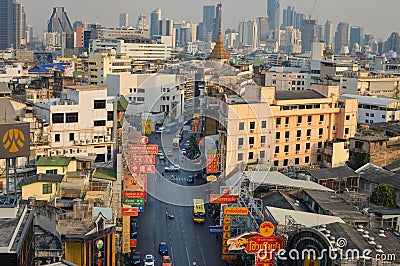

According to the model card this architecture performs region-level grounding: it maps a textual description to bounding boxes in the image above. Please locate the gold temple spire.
[208,0,230,60]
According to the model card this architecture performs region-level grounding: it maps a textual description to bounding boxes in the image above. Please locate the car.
[186,175,194,183]
[167,150,173,157]
[144,254,155,266]
[130,251,141,265]
[164,164,181,172]
[159,242,168,255]
[161,255,173,266]
[158,153,165,160]
[156,127,165,133]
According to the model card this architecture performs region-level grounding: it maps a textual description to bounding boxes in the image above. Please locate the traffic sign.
[210,194,238,204]
[121,207,139,217]
[209,226,223,234]
[123,198,145,206]
[138,206,145,213]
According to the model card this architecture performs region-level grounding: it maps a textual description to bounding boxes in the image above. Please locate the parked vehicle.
[164,164,181,172]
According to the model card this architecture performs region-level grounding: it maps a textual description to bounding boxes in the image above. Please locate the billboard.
[129,164,155,174]
[121,207,139,216]
[129,155,156,164]
[223,207,249,216]
[122,216,130,254]
[0,122,30,159]
[245,235,285,254]
[123,191,146,199]
[210,194,238,204]
[123,198,145,206]
[123,174,146,191]
[206,150,218,174]
[128,144,158,154]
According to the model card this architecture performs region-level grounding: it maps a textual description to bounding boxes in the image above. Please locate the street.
[134,133,224,266]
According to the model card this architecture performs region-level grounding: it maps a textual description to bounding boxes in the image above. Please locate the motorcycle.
[166,212,175,220]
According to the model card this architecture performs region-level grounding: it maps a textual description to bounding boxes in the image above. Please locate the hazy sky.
[20,0,400,39]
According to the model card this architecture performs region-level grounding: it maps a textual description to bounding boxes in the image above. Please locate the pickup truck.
[164,164,181,172]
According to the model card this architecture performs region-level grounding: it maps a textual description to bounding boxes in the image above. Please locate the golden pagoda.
[208,0,230,61]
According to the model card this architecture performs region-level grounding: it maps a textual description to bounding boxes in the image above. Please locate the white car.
[144,254,155,266]
[164,164,181,172]
[156,127,165,133]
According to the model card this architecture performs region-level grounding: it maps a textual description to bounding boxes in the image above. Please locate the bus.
[193,199,206,223]
[164,122,178,133]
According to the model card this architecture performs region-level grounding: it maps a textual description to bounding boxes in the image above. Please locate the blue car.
[159,242,168,255]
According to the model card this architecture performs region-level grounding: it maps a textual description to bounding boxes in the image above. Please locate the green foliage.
[370,184,397,208]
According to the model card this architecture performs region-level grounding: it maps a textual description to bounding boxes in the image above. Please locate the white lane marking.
[197,234,207,266]
[185,246,191,266]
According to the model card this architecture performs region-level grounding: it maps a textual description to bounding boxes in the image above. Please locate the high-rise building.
[159,19,175,47]
[150,9,161,37]
[119,12,128,28]
[238,20,258,50]
[324,20,334,47]
[282,6,294,28]
[301,19,318,53]
[0,0,23,50]
[334,22,349,54]
[47,7,73,34]
[257,17,270,44]
[135,15,149,31]
[350,26,363,51]
[384,32,400,53]
[203,5,215,34]
[267,0,280,33]
[318,25,324,42]
[212,3,222,42]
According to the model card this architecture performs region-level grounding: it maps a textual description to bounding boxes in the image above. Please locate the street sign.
[130,239,137,248]
[208,226,223,234]
[222,255,237,261]
[130,155,155,164]
[223,207,249,216]
[223,224,230,232]
[128,144,158,154]
[138,136,148,144]
[223,231,231,239]
[210,194,238,204]
[206,151,218,174]
[223,216,231,224]
[123,191,146,199]
[123,198,145,206]
[129,164,156,174]
[121,207,139,217]
[138,206,145,213]
[122,216,130,254]
[245,235,285,254]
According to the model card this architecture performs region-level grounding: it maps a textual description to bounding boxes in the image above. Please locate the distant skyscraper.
[0,0,23,50]
[135,15,149,31]
[282,6,294,28]
[324,20,334,46]
[350,26,363,51]
[212,3,222,42]
[47,7,73,34]
[150,9,161,37]
[267,0,280,33]
[238,20,258,50]
[119,12,128,28]
[203,5,215,34]
[334,22,349,53]
[300,18,318,53]
[318,25,324,42]
[257,17,270,44]
[384,32,400,53]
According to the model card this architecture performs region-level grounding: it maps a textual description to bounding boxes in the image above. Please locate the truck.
[172,137,180,149]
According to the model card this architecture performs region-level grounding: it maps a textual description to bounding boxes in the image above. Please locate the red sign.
[124,191,146,199]
[206,153,219,174]
[130,239,137,248]
[129,155,156,164]
[245,235,285,254]
[130,164,156,174]
[121,207,139,216]
[128,144,158,154]
[210,194,238,204]
[138,136,148,144]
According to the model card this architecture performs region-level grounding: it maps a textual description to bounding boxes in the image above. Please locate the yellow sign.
[141,120,152,134]
[223,231,231,239]
[122,216,130,254]
[3,128,25,153]
[222,247,229,254]
[259,221,275,237]
[223,216,231,224]
[224,207,249,216]
[222,255,237,260]
[223,224,231,232]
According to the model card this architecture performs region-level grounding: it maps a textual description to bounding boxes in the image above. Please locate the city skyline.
[19,0,400,40]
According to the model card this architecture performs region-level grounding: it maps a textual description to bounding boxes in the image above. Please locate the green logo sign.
[123,198,145,206]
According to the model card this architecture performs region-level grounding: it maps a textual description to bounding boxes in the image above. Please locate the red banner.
[123,191,146,199]
[129,155,156,164]
[128,144,158,154]
[121,207,139,216]
[210,194,238,204]
[130,239,137,248]
[129,164,156,174]
[207,153,219,174]
[245,235,285,254]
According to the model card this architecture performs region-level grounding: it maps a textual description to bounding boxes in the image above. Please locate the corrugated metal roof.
[342,94,399,106]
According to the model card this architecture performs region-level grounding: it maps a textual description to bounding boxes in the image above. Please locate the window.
[345,128,349,134]
[285,117,289,125]
[370,113,374,117]
[248,152,254,160]
[249,137,255,145]
[55,134,60,142]
[346,115,350,120]
[318,142,322,149]
[297,130,301,138]
[260,151,265,158]
[107,111,114,121]
[94,120,106,127]
[366,113,369,117]
[295,158,300,165]
[276,132,281,139]
[365,119,369,123]
[319,128,323,135]
[52,113,64,123]
[308,116,312,123]
[239,122,244,130]
[306,143,310,150]
[238,138,244,146]
[317,155,322,161]
[46,169,57,174]
[382,115,386,119]
[261,136,266,143]
[296,144,300,151]
[42,184,52,194]
[274,160,279,166]
[249,121,255,130]
[275,146,279,153]
[283,159,288,166]
[69,133,74,141]
[307,129,311,137]
[305,156,310,163]
[66,113,78,123]
[284,145,289,153]
[276,118,281,125]
[94,100,106,109]
[238,153,243,161]
[261,121,267,128]
[297,116,302,124]
[285,131,290,138]
[319,115,324,122]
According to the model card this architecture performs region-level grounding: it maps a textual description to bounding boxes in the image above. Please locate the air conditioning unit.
[74,140,79,145]
[297,137,301,141]
[285,124,289,127]
[274,153,279,157]
[319,121,323,124]
[285,152,289,155]
[93,139,98,143]
[307,136,311,140]
[250,144,254,148]
[308,122,312,125]
[276,139,280,143]
[319,135,323,138]
[250,129,254,133]
[261,143,266,147]
[297,123,301,126]
[317,148,322,152]
[285,138,290,142]
[238,145,243,149]
[105,136,111,141]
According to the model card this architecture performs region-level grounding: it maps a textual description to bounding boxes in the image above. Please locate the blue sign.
[208,226,223,234]
[138,206,145,213]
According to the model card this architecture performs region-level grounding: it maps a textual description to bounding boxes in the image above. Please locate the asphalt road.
[133,133,224,266]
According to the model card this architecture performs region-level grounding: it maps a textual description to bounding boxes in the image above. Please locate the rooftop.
[93,169,117,181]
[262,191,310,212]
[308,166,359,181]
[356,164,400,190]
[342,94,399,106]
[384,158,400,172]
[18,174,64,187]
[35,157,72,167]
[275,90,325,101]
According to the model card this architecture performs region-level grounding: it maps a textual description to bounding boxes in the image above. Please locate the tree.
[370,184,397,208]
